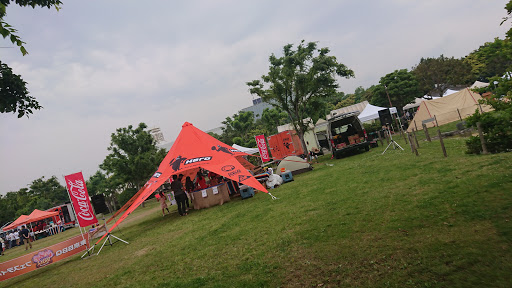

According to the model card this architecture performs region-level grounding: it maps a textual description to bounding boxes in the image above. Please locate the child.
[158,190,170,216]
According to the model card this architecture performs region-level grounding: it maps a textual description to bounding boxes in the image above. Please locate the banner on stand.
[255,134,270,162]
[64,172,98,227]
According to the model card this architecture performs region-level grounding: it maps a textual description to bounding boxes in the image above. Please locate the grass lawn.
[2,136,511,287]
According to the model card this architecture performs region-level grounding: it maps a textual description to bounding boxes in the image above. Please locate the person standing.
[178,174,190,211]
[158,190,170,216]
[1,237,5,255]
[195,172,207,190]
[171,174,187,216]
[20,226,32,250]
[14,230,20,247]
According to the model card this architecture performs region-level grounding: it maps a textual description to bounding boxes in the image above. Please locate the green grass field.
[2,135,511,287]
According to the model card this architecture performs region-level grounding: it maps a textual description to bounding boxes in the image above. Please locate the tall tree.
[412,55,473,97]
[368,69,422,112]
[247,40,354,156]
[100,123,167,191]
[0,0,62,118]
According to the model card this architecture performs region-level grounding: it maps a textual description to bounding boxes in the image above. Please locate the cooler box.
[281,171,294,183]
[240,186,254,199]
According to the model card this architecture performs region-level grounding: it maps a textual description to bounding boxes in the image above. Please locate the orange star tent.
[97,122,270,245]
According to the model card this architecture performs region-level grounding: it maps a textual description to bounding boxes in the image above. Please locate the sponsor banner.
[0,235,88,282]
[64,172,98,227]
[255,135,270,162]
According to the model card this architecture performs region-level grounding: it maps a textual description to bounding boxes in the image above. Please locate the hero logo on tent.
[184,156,212,165]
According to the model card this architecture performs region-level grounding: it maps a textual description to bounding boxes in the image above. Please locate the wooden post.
[476,122,488,154]
[414,120,418,131]
[407,133,414,153]
[457,108,462,121]
[437,129,447,157]
[478,103,484,114]
[407,132,419,156]
[412,128,420,148]
[422,123,431,142]
[434,115,439,127]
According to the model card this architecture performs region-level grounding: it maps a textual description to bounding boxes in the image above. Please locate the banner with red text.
[64,172,98,227]
[255,135,270,162]
[0,235,88,282]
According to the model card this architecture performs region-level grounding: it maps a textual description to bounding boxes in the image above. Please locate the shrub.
[465,82,512,154]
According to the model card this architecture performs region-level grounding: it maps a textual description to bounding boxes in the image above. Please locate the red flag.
[64,172,98,227]
[255,134,270,162]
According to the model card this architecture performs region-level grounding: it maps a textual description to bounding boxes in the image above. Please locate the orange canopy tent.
[97,122,270,245]
[3,215,30,231]
[2,210,59,231]
[26,209,59,223]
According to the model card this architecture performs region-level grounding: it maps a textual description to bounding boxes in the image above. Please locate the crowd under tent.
[96,122,270,246]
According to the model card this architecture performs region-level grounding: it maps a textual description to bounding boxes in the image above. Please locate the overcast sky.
[0,1,509,194]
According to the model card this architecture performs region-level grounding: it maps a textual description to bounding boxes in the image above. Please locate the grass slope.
[2,136,511,287]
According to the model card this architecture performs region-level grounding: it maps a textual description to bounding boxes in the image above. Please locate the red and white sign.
[64,172,98,227]
[255,135,270,162]
[0,235,88,282]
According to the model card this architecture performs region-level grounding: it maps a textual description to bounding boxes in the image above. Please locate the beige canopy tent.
[407,88,492,132]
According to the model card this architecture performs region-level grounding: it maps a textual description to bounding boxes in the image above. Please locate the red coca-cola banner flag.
[64,172,98,227]
[0,235,88,282]
[255,134,270,162]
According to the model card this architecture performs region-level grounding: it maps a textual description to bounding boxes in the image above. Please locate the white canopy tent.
[357,104,398,123]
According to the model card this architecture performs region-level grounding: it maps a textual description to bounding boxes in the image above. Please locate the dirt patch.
[134,246,155,257]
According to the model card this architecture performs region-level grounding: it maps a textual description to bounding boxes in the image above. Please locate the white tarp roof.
[470,81,490,89]
[232,144,260,154]
[443,89,458,96]
[403,96,441,110]
[358,104,398,123]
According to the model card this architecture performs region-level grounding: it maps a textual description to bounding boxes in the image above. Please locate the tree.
[368,69,422,112]
[260,107,289,135]
[465,38,512,81]
[503,0,512,38]
[100,123,167,191]
[247,40,354,157]
[412,55,473,97]
[0,61,42,117]
[0,0,62,118]
[221,111,256,146]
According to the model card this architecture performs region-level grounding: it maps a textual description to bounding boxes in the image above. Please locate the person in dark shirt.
[171,174,187,216]
[20,226,32,250]
[178,174,190,211]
